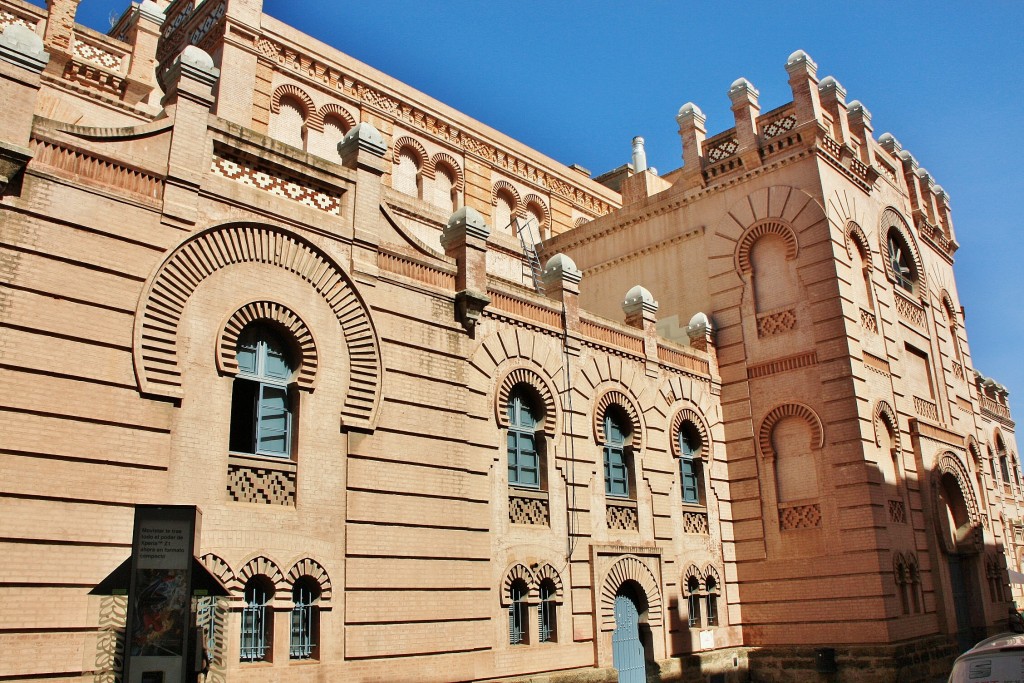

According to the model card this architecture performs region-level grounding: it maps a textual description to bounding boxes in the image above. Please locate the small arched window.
[998,435,1011,484]
[852,239,874,307]
[394,148,422,198]
[240,576,274,662]
[603,408,632,499]
[271,95,307,151]
[705,575,719,627]
[289,577,320,660]
[432,164,458,212]
[678,421,704,506]
[539,579,557,643]
[322,114,349,159]
[507,387,540,489]
[230,324,295,457]
[887,230,916,293]
[508,579,529,645]
[494,190,516,235]
[686,575,702,628]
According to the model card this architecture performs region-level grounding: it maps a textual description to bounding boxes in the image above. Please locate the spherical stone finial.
[338,122,387,158]
[785,49,818,74]
[728,77,759,102]
[686,311,713,342]
[676,102,706,125]
[180,45,216,74]
[622,285,658,317]
[139,0,165,24]
[442,206,490,245]
[541,253,582,287]
[0,22,50,72]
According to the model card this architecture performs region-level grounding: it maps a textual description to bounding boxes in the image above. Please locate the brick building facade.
[0,1,1018,682]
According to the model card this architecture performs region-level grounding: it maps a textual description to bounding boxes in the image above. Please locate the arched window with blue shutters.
[538,579,557,643]
[230,324,295,457]
[678,421,704,506]
[604,410,631,498]
[508,579,529,645]
[507,388,540,489]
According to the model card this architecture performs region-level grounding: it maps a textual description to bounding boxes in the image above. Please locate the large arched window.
[240,576,274,662]
[751,233,798,313]
[539,579,558,643]
[678,421,704,506]
[494,189,516,235]
[887,230,916,293]
[508,579,529,645]
[230,324,295,457]
[507,387,540,489]
[998,435,1011,485]
[604,408,632,499]
[772,416,818,503]
[289,577,320,660]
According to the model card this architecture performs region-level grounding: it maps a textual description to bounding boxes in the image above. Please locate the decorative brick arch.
[574,216,590,228]
[873,400,901,457]
[496,366,558,437]
[237,555,285,593]
[427,152,464,191]
[940,289,958,324]
[491,180,521,211]
[758,403,824,459]
[271,83,315,124]
[670,408,711,460]
[522,193,550,230]
[133,223,382,430]
[286,558,332,602]
[216,301,318,391]
[682,564,703,592]
[501,563,535,606]
[392,136,430,176]
[880,207,926,294]
[599,556,662,630]
[966,435,983,469]
[845,221,873,266]
[316,103,356,134]
[736,220,799,275]
[703,565,721,591]
[594,389,644,450]
[935,451,980,529]
[535,564,564,601]
[201,553,237,592]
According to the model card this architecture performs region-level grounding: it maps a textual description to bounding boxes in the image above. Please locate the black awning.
[90,557,230,597]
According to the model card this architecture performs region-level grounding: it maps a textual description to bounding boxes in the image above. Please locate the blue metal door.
[613,593,645,683]
[948,555,974,652]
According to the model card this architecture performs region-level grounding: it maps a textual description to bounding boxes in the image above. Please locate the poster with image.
[129,568,188,657]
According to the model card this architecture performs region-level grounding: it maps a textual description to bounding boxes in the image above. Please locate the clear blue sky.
[74,1,1023,403]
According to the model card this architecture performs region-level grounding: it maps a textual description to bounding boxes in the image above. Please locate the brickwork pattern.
[779,503,822,530]
[227,461,296,505]
[509,494,549,525]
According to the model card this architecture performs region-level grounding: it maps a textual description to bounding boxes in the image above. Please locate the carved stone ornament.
[455,289,490,332]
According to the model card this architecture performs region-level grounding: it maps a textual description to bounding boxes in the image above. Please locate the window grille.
[508,390,540,488]
[604,413,630,498]
[289,582,317,660]
[231,325,294,457]
[508,581,528,645]
[538,581,556,643]
[687,577,702,628]
[705,577,718,626]
[240,583,269,662]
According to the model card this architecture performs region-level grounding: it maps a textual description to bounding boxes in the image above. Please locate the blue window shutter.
[257,384,291,456]
[681,456,699,504]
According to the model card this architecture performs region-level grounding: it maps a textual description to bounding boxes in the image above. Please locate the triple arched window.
[230,324,295,457]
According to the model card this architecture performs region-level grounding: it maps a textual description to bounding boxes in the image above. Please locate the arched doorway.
[612,581,649,683]
[938,469,982,652]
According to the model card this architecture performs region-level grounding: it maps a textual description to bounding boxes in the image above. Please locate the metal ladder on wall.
[514,216,543,292]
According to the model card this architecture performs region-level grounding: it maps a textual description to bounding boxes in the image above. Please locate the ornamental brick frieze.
[255,33,614,217]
